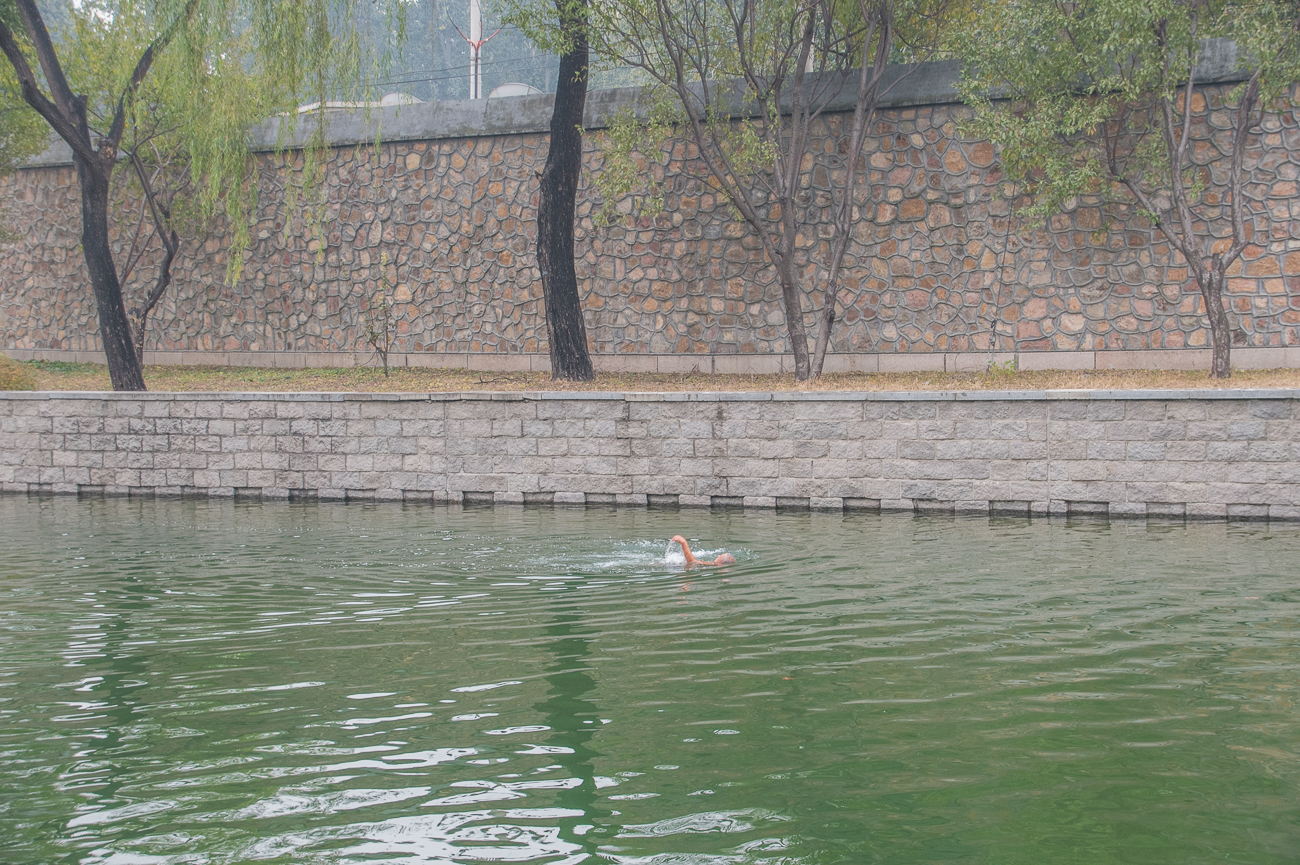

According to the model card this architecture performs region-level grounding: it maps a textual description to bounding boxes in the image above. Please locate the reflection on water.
[1,496,1299,864]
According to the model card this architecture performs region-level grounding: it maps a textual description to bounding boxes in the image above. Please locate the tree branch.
[12,0,79,114]
[1222,69,1262,270]
[106,0,201,155]
[651,0,776,264]
[1156,40,1203,284]
[0,17,94,161]
[810,0,895,371]
[117,178,153,287]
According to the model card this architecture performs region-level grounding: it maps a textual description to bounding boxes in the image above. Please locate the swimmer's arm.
[670,535,697,565]
[672,535,734,566]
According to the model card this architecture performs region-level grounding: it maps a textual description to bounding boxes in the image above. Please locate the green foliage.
[595,76,786,229]
[0,67,43,175]
[1232,0,1300,103]
[573,0,957,379]
[504,0,965,226]
[956,0,1300,220]
[958,0,1299,376]
[1,0,408,281]
[495,0,590,55]
[985,357,1017,378]
[593,97,678,225]
[0,14,45,237]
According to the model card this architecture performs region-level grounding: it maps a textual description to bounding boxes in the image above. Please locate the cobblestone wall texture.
[3,83,1300,359]
[3,391,1299,520]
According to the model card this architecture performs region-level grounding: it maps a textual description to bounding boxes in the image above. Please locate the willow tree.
[0,99,44,243]
[591,0,951,380]
[0,0,389,390]
[498,0,596,381]
[0,40,45,226]
[53,5,235,367]
[958,0,1300,379]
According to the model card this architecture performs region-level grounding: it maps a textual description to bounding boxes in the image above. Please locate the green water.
[1,497,1298,864]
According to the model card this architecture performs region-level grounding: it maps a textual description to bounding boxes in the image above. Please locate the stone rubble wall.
[3,390,1298,520]
[3,83,1299,362]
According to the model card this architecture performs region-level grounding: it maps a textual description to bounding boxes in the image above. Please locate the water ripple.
[2,498,1298,864]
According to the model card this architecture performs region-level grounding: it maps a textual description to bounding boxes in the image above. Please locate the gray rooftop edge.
[23,39,1249,167]
[2,387,1296,402]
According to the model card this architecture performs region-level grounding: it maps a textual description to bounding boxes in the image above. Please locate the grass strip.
[6,359,1300,393]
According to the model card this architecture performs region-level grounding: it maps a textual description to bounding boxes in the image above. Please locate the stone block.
[1106,421,1151,441]
[1087,402,1126,421]
[899,403,938,420]
[1227,421,1267,440]
[1126,442,1167,460]
[899,440,936,460]
[1249,399,1293,419]
[1226,502,1270,520]
[1186,502,1228,519]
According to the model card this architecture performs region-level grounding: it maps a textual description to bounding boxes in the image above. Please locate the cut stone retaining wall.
[3,390,1298,520]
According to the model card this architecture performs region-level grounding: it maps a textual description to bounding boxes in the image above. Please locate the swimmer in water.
[671,535,736,566]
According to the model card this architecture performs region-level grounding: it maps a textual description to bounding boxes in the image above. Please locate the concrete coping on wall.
[21,39,1248,166]
[3,387,1297,403]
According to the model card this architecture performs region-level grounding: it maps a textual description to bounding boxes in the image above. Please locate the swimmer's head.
[713,552,736,565]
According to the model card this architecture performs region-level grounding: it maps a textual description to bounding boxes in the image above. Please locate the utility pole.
[469,0,482,98]
[429,0,449,102]
[454,0,500,99]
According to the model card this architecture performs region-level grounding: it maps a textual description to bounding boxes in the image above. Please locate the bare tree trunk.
[1202,268,1232,379]
[1142,20,1270,380]
[129,235,178,367]
[777,270,812,380]
[77,157,147,391]
[537,0,594,381]
[124,150,181,368]
[777,14,815,381]
[809,0,893,377]
[773,222,811,379]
